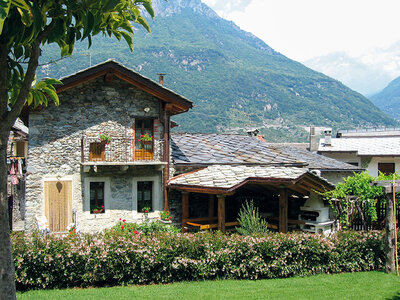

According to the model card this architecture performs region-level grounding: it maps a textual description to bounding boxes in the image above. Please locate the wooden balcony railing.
[81,136,165,163]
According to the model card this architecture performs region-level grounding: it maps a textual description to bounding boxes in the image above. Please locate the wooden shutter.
[45,181,72,232]
[89,142,105,161]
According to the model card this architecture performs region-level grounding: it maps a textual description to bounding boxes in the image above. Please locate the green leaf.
[82,10,94,39]
[14,45,22,59]
[120,31,133,51]
[43,78,62,86]
[26,91,33,106]
[103,0,120,12]
[0,0,11,35]
[136,16,150,33]
[11,0,29,11]
[142,1,154,20]
[42,86,59,106]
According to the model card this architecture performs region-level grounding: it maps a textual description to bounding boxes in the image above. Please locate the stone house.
[315,128,400,177]
[25,60,192,232]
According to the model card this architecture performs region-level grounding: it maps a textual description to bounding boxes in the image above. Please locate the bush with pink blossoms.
[11,230,394,291]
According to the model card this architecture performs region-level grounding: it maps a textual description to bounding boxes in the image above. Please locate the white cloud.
[207,0,400,61]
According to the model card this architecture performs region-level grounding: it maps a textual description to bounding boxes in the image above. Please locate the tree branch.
[5,21,55,128]
[0,43,8,124]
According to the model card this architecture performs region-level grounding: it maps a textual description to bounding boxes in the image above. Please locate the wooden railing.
[81,136,165,163]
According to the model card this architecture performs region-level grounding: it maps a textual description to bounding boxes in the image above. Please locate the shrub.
[107,219,180,237]
[11,230,395,291]
[236,200,269,235]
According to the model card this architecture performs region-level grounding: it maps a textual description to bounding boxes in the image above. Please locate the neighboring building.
[7,118,29,231]
[317,128,400,177]
[168,133,350,234]
[25,60,193,233]
[268,144,361,185]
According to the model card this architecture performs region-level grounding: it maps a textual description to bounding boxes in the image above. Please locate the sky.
[202,0,400,62]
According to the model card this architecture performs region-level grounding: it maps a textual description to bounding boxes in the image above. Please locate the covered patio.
[168,165,334,233]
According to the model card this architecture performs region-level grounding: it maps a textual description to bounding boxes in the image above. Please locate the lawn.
[17,271,400,300]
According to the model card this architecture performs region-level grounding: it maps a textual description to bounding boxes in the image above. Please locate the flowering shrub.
[12,230,395,291]
[108,220,179,236]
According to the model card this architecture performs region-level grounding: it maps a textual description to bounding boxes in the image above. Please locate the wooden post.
[208,194,215,218]
[279,188,288,233]
[181,192,189,233]
[385,192,396,273]
[217,195,226,234]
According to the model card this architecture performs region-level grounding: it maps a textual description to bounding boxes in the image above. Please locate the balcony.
[81,136,166,166]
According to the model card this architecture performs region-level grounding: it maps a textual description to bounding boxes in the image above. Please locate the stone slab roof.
[169,165,308,189]
[171,133,305,166]
[168,164,334,193]
[318,137,400,156]
[269,144,361,171]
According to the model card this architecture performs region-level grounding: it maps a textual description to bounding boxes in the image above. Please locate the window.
[135,119,154,160]
[137,181,153,212]
[378,163,395,176]
[15,141,27,157]
[90,182,105,214]
[89,143,105,161]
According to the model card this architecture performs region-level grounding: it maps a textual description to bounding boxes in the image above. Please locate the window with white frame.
[85,177,110,214]
[133,175,161,214]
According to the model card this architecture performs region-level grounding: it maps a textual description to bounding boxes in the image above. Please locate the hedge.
[11,231,388,291]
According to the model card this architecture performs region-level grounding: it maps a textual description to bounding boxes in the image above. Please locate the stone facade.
[25,76,166,232]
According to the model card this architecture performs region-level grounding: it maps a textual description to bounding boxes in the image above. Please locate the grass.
[17,272,400,300]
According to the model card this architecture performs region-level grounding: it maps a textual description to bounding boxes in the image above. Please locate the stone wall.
[26,76,166,232]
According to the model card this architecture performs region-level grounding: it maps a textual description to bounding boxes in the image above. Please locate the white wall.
[366,157,400,177]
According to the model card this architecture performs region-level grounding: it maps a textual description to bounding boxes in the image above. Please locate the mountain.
[304,52,395,96]
[304,42,400,97]
[37,0,397,142]
[370,76,400,120]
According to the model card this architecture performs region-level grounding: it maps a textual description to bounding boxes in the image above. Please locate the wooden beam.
[279,188,288,233]
[217,195,226,234]
[182,192,189,233]
[209,194,215,218]
[384,192,396,273]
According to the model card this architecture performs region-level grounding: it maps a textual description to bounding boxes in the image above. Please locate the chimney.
[324,128,332,146]
[157,73,166,86]
[309,126,318,152]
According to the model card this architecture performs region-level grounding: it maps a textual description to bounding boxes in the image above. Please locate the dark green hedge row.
[12,231,386,290]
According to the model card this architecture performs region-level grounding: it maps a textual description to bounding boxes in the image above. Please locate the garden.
[11,172,400,297]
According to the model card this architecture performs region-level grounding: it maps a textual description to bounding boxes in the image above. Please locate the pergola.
[169,165,334,233]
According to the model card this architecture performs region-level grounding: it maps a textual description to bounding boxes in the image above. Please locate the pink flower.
[122,219,126,223]
[134,230,139,235]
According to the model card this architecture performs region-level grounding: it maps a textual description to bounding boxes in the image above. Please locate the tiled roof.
[269,144,361,171]
[169,165,308,189]
[171,133,304,166]
[318,137,400,156]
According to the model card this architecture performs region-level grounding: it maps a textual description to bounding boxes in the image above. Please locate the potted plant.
[159,210,172,224]
[99,132,111,145]
[138,133,153,144]
[142,206,151,214]
[92,205,104,214]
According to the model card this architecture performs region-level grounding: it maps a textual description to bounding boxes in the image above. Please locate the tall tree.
[0,1,155,298]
